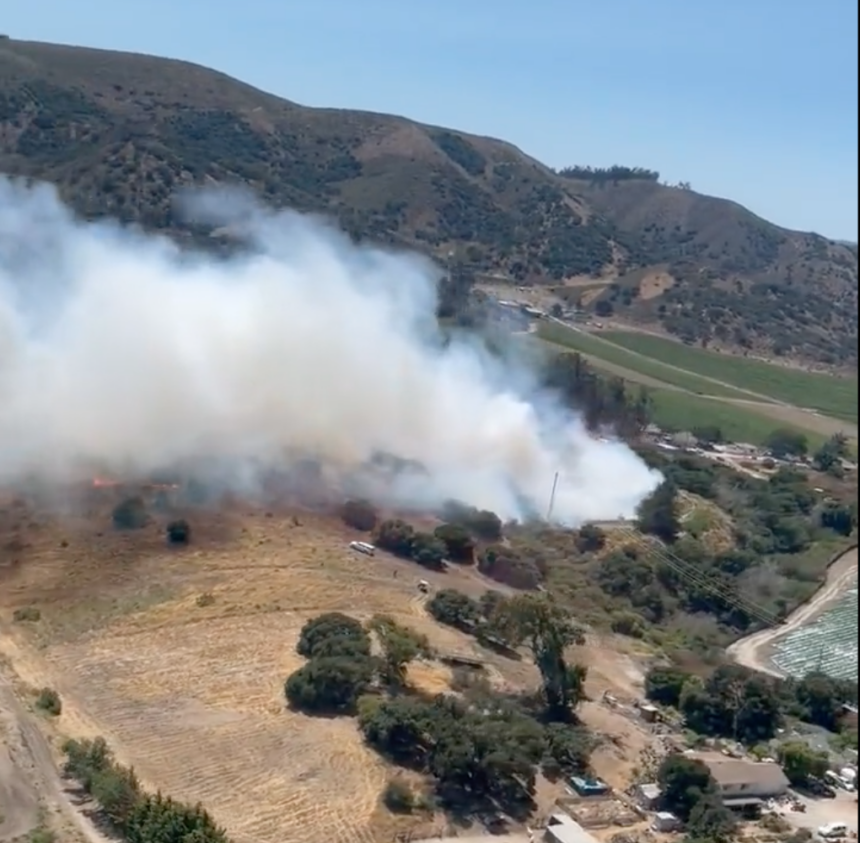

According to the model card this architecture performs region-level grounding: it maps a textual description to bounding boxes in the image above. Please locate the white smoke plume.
[0,178,660,525]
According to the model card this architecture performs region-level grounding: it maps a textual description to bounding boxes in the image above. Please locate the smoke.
[0,178,660,525]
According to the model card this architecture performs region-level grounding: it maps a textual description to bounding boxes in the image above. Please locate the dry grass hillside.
[0,486,655,843]
[0,38,856,366]
[563,176,858,366]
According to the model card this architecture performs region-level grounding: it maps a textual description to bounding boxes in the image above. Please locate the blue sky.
[6,0,859,240]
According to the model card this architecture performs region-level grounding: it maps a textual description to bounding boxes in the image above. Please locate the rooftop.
[694,756,790,792]
[545,813,601,843]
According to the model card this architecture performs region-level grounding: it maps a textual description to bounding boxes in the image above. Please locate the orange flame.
[92,476,119,488]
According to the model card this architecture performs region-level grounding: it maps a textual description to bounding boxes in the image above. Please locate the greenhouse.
[771,575,858,681]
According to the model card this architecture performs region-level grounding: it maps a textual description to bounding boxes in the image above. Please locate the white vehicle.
[348,541,376,557]
[417,579,430,594]
[825,770,855,791]
[817,823,847,839]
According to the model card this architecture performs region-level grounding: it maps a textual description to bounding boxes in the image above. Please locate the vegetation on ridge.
[0,38,856,366]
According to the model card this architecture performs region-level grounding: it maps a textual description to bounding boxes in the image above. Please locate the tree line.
[556,165,661,183]
[342,496,554,590]
[541,351,651,438]
[62,737,229,843]
[645,662,857,746]
[343,443,856,642]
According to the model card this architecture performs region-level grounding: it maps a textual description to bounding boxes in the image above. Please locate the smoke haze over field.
[0,178,659,525]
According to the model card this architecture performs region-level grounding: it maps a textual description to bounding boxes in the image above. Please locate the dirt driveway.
[776,790,858,835]
[0,702,40,842]
[0,648,110,843]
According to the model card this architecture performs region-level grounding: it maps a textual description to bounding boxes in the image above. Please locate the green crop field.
[601,331,858,424]
[536,323,757,400]
[771,576,858,682]
[645,389,829,451]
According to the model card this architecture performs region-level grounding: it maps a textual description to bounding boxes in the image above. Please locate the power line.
[609,523,781,628]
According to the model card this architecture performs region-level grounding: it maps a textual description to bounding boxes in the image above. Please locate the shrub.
[374,519,447,568]
[166,518,190,544]
[426,588,480,631]
[374,519,415,556]
[13,606,41,622]
[284,655,375,714]
[112,496,148,530]
[382,777,415,813]
[433,523,475,563]
[440,501,503,541]
[610,612,645,638]
[576,524,606,552]
[296,612,371,659]
[340,498,379,532]
[35,687,62,716]
[410,532,447,569]
[478,545,542,589]
[645,666,692,707]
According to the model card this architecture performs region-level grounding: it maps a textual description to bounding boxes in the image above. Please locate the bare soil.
[637,271,676,301]
[0,694,41,842]
[0,659,110,843]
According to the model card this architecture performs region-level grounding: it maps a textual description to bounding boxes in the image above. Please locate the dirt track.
[544,319,858,440]
[727,545,858,677]
[0,623,110,843]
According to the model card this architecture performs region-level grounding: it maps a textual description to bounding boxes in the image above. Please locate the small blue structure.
[569,775,610,797]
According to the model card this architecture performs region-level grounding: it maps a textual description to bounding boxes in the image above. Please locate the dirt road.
[727,545,858,677]
[0,647,110,843]
[0,698,40,842]
[547,319,858,439]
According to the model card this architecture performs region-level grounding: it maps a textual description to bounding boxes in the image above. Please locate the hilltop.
[0,38,856,366]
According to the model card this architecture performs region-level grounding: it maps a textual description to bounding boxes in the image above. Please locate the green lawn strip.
[536,322,758,400]
[647,389,829,451]
[602,331,859,424]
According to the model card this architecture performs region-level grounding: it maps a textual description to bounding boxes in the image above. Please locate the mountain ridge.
[0,37,856,368]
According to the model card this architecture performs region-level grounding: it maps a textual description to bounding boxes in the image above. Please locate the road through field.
[722,398,858,439]
[727,545,858,677]
[543,320,857,438]
[0,625,111,843]
[547,320,782,403]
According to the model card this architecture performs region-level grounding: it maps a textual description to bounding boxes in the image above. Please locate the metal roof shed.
[544,813,600,843]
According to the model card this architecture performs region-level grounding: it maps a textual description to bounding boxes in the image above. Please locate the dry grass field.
[0,485,660,843]
[0,488,523,842]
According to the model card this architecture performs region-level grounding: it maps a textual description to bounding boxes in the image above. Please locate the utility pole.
[546,471,559,522]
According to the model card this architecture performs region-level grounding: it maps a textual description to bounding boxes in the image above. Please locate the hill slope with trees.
[0,38,856,365]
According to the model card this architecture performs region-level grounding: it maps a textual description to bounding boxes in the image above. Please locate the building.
[638,702,660,722]
[568,775,610,797]
[697,757,790,808]
[652,812,681,832]
[544,813,600,843]
[635,782,662,810]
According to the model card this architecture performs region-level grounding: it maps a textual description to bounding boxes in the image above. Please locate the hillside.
[559,172,859,368]
[0,38,856,366]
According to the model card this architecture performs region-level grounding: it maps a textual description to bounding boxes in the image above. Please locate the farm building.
[543,812,600,843]
[695,757,790,807]
[635,782,661,810]
[652,812,681,832]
